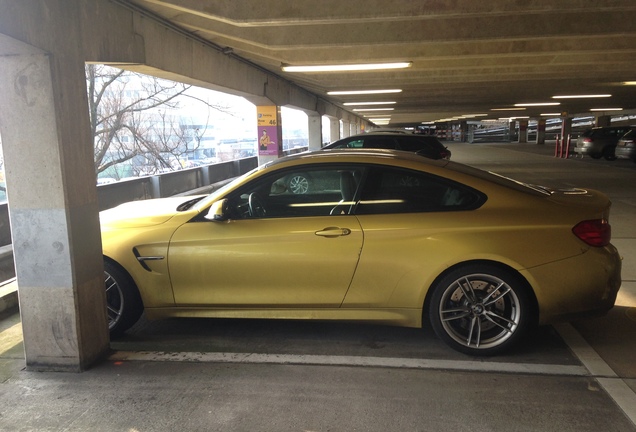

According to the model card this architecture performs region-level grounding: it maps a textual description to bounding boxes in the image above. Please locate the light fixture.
[552,94,611,99]
[624,81,636,86]
[367,118,392,122]
[282,62,412,73]
[327,89,403,95]
[460,114,488,118]
[514,102,560,107]
[490,107,526,111]
[590,108,623,111]
[343,101,397,106]
[540,113,562,116]
[352,108,395,112]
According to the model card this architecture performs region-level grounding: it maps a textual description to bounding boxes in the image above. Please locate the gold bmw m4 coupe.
[101,149,621,355]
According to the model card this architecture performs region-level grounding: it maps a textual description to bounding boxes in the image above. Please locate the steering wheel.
[248,193,267,218]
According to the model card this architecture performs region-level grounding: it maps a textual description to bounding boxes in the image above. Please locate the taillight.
[583,138,592,144]
[572,219,611,247]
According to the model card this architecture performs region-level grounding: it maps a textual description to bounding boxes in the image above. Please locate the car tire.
[428,263,533,356]
[287,173,311,194]
[104,260,144,337]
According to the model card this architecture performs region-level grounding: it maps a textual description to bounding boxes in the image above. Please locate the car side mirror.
[204,199,229,221]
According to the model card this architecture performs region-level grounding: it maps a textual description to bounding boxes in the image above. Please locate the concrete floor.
[0,141,635,431]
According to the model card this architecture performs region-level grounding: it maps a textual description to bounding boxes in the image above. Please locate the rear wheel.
[429,264,533,356]
[104,260,143,337]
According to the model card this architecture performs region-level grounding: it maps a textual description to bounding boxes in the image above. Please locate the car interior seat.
[330,171,357,215]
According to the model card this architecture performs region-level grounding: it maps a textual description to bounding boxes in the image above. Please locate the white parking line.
[555,323,636,426]
[109,350,588,377]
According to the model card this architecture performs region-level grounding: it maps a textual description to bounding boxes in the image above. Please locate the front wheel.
[104,260,144,337]
[287,173,310,194]
[428,264,533,356]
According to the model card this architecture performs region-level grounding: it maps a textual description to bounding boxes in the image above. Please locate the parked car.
[573,126,635,160]
[101,149,621,356]
[282,133,451,195]
[614,129,636,163]
[323,132,451,160]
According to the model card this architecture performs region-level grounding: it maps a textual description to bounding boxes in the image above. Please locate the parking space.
[1,141,635,431]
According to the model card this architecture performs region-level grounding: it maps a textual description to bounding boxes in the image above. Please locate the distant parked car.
[615,129,636,163]
[323,132,451,160]
[272,132,454,194]
[573,126,635,160]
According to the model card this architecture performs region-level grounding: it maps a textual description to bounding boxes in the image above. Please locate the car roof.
[340,131,418,138]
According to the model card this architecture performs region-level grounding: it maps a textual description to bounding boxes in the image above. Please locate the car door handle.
[315,227,352,237]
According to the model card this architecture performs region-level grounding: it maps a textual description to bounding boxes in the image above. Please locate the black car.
[323,132,451,160]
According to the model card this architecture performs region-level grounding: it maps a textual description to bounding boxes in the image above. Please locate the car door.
[167,165,364,307]
[342,165,485,307]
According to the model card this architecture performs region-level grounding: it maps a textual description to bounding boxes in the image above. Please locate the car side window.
[355,166,483,215]
[225,166,363,219]
[363,137,397,149]
[344,139,364,148]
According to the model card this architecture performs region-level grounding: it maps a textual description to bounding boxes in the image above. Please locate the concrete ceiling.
[124,0,636,127]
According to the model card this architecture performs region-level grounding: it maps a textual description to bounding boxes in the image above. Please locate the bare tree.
[86,64,232,179]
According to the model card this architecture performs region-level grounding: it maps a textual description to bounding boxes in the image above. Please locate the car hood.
[100,196,196,228]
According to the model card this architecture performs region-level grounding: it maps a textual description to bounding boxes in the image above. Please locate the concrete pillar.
[561,116,573,141]
[536,118,546,145]
[329,118,340,143]
[518,120,528,143]
[342,120,351,138]
[256,105,283,165]
[307,112,322,151]
[459,121,468,142]
[0,37,109,371]
[508,121,516,141]
[596,115,611,127]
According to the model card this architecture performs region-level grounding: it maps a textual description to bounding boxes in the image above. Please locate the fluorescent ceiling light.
[590,108,623,111]
[282,62,412,73]
[328,89,402,95]
[367,118,392,121]
[552,94,611,99]
[461,114,488,118]
[540,113,562,116]
[514,102,560,107]
[624,81,636,86]
[343,101,397,106]
[352,108,395,112]
[490,107,526,111]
